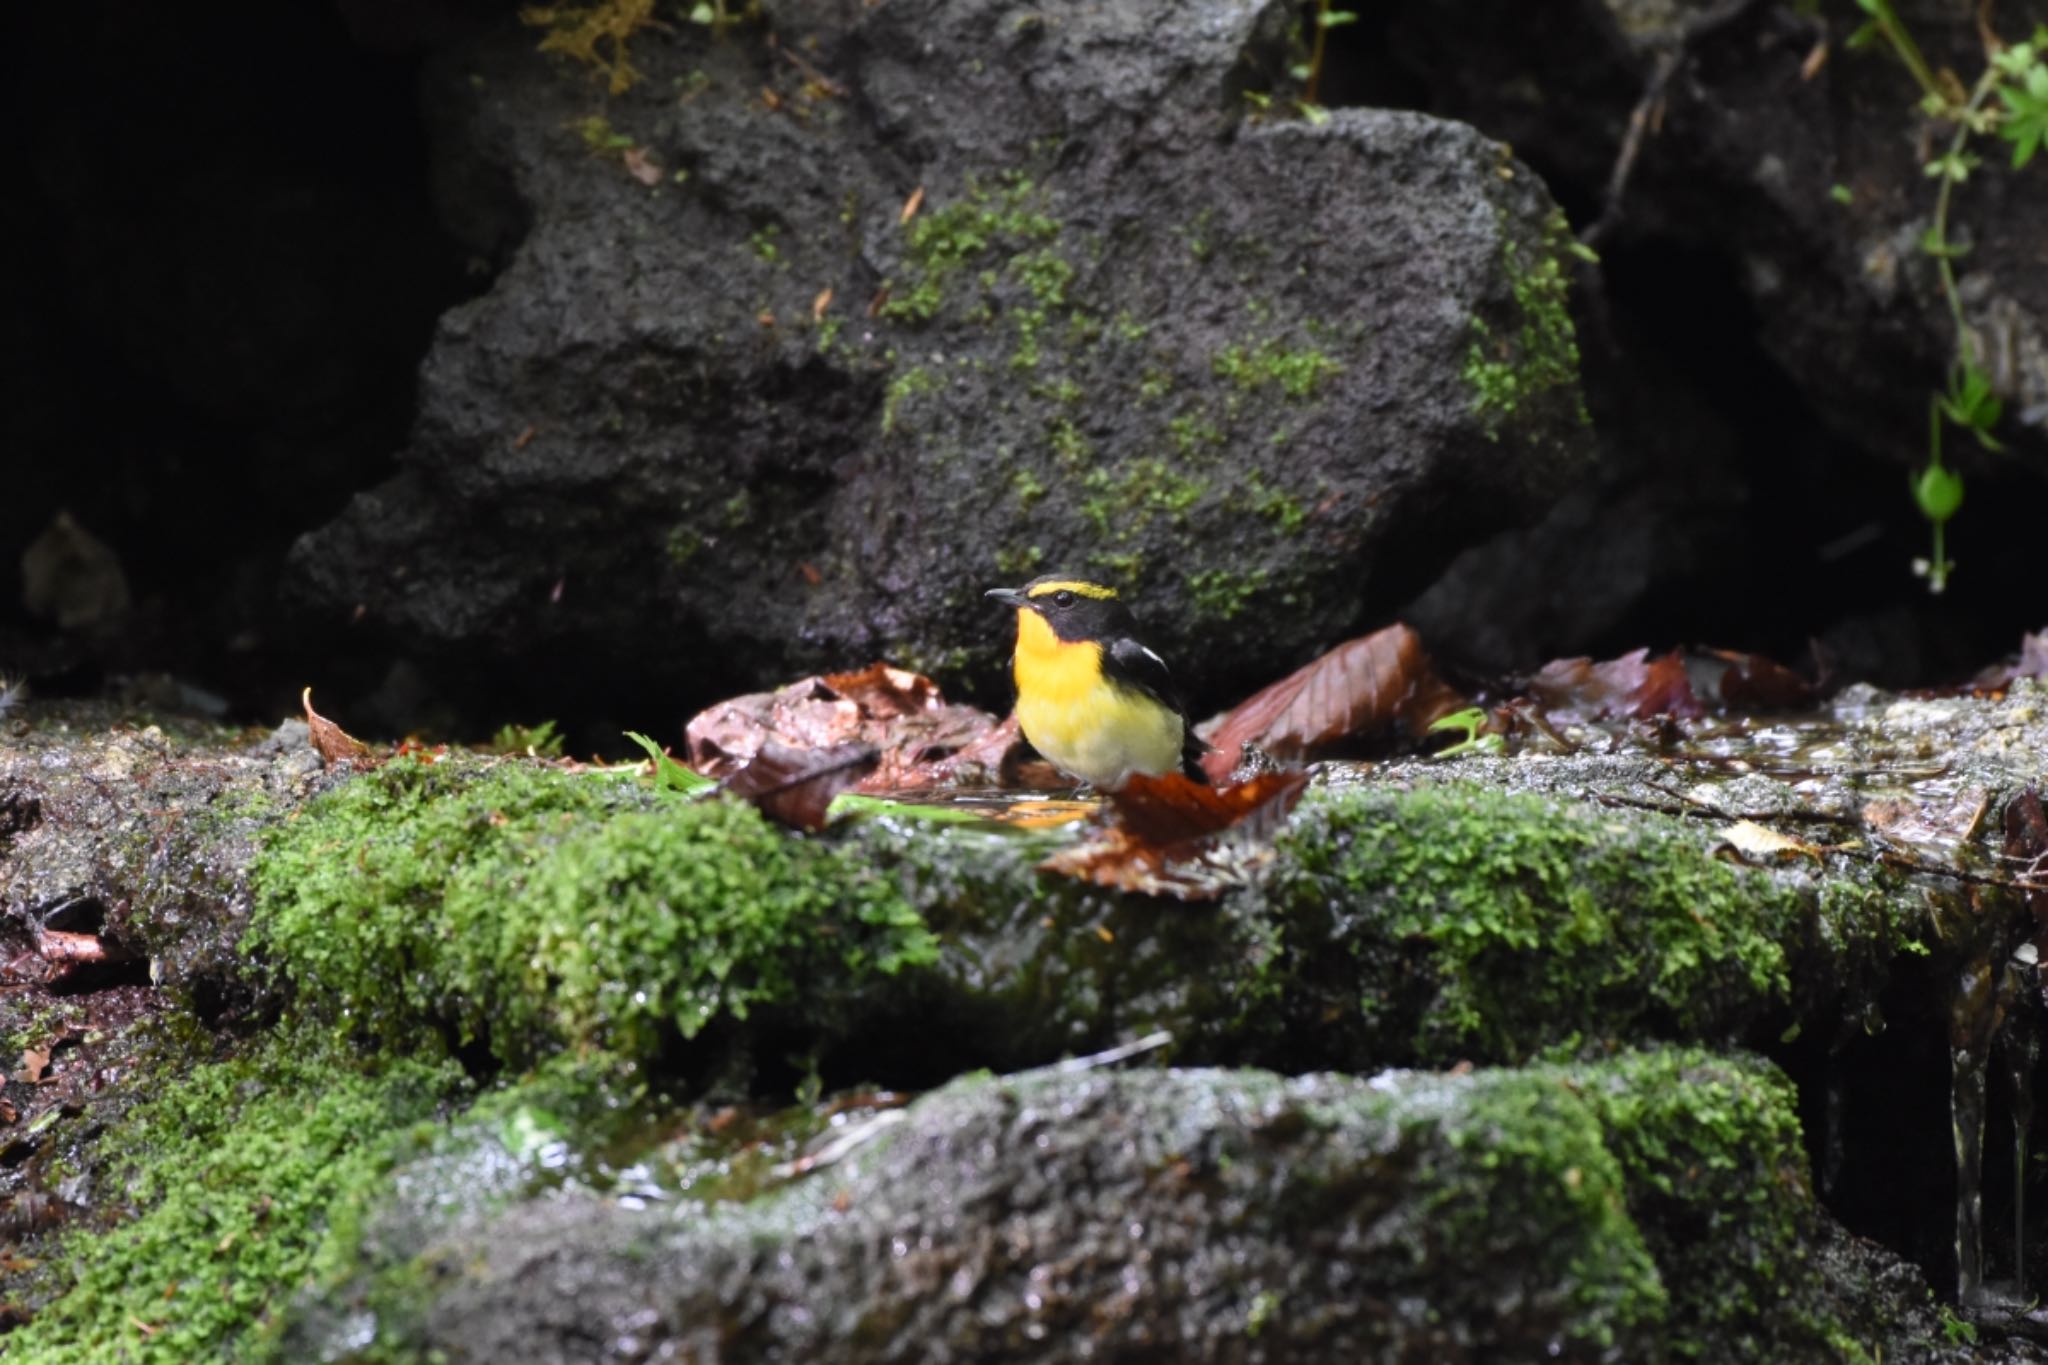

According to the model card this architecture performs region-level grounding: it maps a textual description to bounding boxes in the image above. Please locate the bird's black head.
[984,575,1137,642]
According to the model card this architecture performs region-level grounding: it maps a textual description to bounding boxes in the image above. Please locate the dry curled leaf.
[722,739,879,831]
[1975,631,2048,689]
[1040,770,1311,901]
[1705,649,1816,711]
[34,929,109,966]
[621,145,662,186]
[1526,648,1701,723]
[302,688,380,768]
[1715,820,1819,863]
[685,664,1011,791]
[1201,624,1464,780]
[17,1046,51,1085]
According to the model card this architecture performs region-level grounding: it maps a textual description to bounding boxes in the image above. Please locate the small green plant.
[1429,707,1504,758]
[1849,4,2048,591]
[489,720,566,757]
[1292,0,1358,119]
[1938,1301,1980,1346]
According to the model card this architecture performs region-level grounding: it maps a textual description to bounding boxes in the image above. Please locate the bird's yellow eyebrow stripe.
[1025,580,1119,600]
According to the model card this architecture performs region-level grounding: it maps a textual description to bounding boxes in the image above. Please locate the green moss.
[1578,1050,1825,1357]
[246,759,939,1068]
[1267,785,1907,1062]
[3,1032,464,1364]
[1243,471,1307,534]
[881,365,941,436]
[1166,413,1223,456]
[1047,415,1092,469]
[1187,566,1267,619]
[1010,466,1048,507]
[748,224,782,264]
[1463,208,1588,438]
[1212,336,1343,399]
[1424,1063,1666,1342]
[665,525,704,566]
[994,544,1046,578]
[1136,366,1174,402]
[880,176,1061,325]
[1078,458,1207,537]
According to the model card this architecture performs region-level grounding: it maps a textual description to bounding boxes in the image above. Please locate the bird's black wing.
[1105,636,1212,783]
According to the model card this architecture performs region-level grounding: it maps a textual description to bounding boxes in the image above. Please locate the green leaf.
[1319,9,1360,27]
[623,731,715,793]
[1917,225,1970,258]
[688,2,716,23]
[1297,101,1331,126]
[1998,84,2048,168]
[1914,464,1965,523]
[1829,183,1854,204]
[1941,362,2005,438]
[1923,148,1981,182]
[1845,19,1881,49]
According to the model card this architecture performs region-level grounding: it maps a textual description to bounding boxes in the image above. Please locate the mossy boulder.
[9,691,2038,1362]
[233,755,1919,1083]
[281,1048,1946,1363]
[288,0,1595,721]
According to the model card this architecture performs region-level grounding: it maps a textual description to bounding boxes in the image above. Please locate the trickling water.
[1953,1040,1988,1304]
[2003,969,2039,1301]
[1951,957,1999,1305]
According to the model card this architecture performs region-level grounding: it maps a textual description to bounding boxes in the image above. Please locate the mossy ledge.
[3,747,1940,1363]
[236,759,1915,1078]
[299,1048,1900,1363]
[245,756,939,1070]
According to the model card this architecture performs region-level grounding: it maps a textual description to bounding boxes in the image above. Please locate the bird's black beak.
[985,586,1030,610]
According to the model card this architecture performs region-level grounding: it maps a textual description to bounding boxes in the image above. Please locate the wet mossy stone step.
[246,756,1917,1080]
[284,1047,1906,1363]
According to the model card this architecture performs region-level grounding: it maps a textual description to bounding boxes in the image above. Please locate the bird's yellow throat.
[1012,607,1102,705]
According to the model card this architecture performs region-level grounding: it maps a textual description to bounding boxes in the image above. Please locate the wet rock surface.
[291,1054,1903,1363]
[8,682,2048,1358]
[289,0,1594,718]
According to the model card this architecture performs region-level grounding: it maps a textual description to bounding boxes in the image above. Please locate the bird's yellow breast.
[1011,610,1183,788]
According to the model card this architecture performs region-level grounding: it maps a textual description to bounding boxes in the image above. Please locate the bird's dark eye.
[1053,590,1076,608]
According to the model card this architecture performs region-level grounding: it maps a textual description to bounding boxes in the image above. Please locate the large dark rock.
[294,1052,2005,1364]
[1379,0,2048,678]
[290,0,1595,716]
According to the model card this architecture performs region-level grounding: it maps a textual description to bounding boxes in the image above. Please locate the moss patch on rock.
[2,1032,465,1365]
[1463,207,1589,439]
[296,1047,1892,1363]
[1262,783,1913,1064]
[246,757,939,1069]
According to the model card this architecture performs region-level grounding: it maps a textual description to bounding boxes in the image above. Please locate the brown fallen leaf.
[35,929,109,966]
[302,688,379,768]
[1526,648,1701,723]
[811,287,834,323]
[1862,787,1990,850]
[1715,820,1820,863]
[1200,624,1465,781]
[900,185,925,225]
[722,739,879,831]
[17,1047,51,1085]
[686,664,1011,792]
[1706,648,1816,711]
[1039,770,1311,900]
[1975,631,2048,689]
[621,145,662,186]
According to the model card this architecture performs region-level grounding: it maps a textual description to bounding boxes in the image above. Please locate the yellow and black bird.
[986,575,1209,790]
